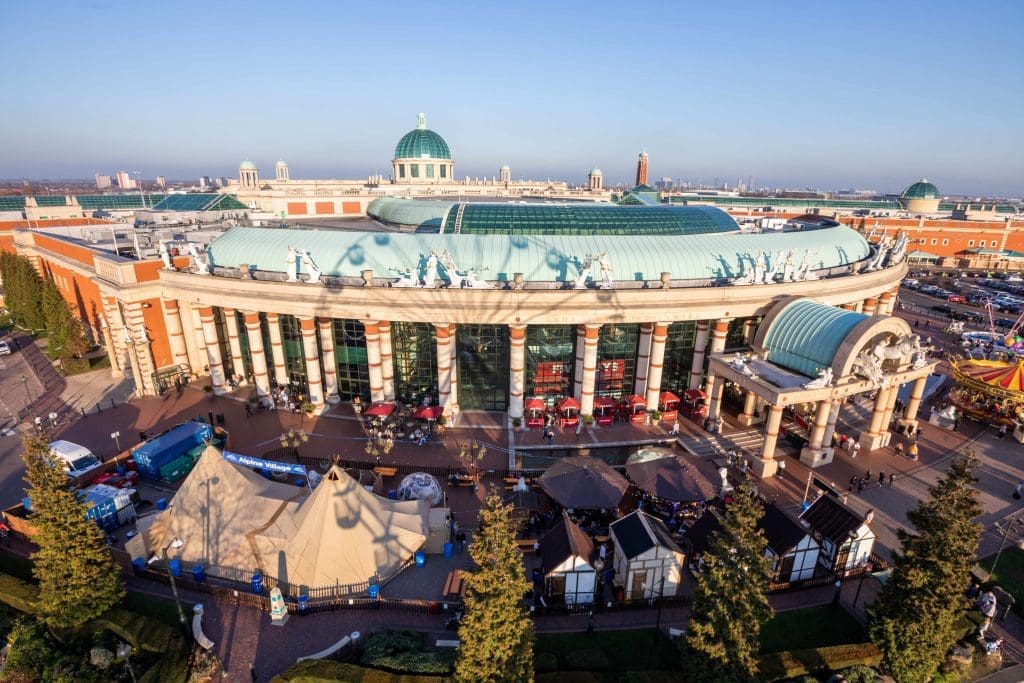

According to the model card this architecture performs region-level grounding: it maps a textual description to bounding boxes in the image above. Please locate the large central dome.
[394,113,451,160]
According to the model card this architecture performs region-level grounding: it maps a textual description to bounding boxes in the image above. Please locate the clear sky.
[2,0,1021,196]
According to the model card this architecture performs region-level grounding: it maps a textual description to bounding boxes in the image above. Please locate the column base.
[799,447,834,469]
[750,458,778,479]
[212,386,228,397]
[326,395,341,405]
[895,418,919,435]
[737,413,763,427]
[858,431,892,452]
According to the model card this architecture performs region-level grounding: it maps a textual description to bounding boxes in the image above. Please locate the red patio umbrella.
[412,405,443,420]
[525,398,547,411]
[363,402,396,418]
[556,397,581,412]
[593,396,617,410]
[624,394,646,408]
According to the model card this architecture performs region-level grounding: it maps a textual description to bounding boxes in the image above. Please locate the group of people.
[849,468,894,493]
[832,433,863,458]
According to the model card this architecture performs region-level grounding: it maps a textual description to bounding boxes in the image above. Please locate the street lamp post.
[991,515,1024,576]
[20,375,31,409]
[110,431,121,454]
[150,537,187,633]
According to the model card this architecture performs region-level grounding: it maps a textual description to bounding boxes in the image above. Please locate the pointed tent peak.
[417,112,427,130]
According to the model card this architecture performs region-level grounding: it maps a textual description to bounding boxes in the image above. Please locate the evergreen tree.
[21,434,124,630]
[684,486,772,682]
[0,252,44,331]
[868,450,981,682]
[455,490,534,683]
[41,278,88,359]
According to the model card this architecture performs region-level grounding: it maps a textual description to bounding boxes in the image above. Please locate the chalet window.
[778,554,796,580]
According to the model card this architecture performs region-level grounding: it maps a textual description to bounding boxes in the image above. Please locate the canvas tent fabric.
[539,456,629,509]
[127,446,428,592]
[624,448,715,502]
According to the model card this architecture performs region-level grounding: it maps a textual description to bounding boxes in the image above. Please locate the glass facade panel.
[279,314,308,394]
[596,324,639,399]
[443,204,738,236]
[426,164,434,178]
[213,308,235,380]
[661,321,697,395]
[332,319,371,401]
[410,164,419,178]
[457,324,509,411]
[392,322,437,404]
[526,325,575,404]
[440,165,447,178]
[234,310,254,380]
[726,317,759,350]
[398,164,405,178]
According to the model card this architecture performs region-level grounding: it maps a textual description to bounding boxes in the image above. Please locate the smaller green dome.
[902,179,940,200]
[394,113,452,160]
[590,167,602,175]
[275,159,287,167]
[239,159,257,170]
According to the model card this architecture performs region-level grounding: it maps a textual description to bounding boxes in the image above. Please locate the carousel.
[950,357,1024,429]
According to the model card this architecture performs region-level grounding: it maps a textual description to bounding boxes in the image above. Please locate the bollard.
[110,398,115,409]
[96,403,102,413]
[80,407,86,418]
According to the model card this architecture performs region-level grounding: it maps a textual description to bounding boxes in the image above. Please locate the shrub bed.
[758,642,882,681]
[273,659,445,682]
[360,630,455,675]
[0,572,39,613]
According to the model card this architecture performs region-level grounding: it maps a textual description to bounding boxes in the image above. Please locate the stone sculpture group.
[733,249,820,286]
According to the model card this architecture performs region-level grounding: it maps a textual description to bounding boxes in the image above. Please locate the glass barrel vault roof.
[762,299,868,377]
[445,203,740,235]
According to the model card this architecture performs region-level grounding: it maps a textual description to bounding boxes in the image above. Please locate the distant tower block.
[239,159,259,188]
[588,167,603,191]
[635,151,649,187]
[499,164,511,183]
[275,159,289,181]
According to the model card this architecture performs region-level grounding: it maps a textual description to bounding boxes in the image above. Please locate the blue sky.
[2,0,1021,196]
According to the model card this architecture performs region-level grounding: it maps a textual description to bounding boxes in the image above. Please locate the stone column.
[737,390,760,426]
[821,399,842,449]
[859,386,893,451]
[379,321,395,401]
[100,318,122,378]
[751,404,783,478]
[318,318,339,403]
[903,375,928,422]
[198,306,227,395]
[862,297,879,315]
[265,312,288,386]
[223,308,245,385]
[190,305,208,362]
[509,324,527,420]
[175,302,202,375]
[161,299,190,371]
[580,323,601,416]
[365,321,385,403]
[702,319,732,416]
[103,297,128,375]
[243,312,270,397]
[448,324,459,407]
[299,317,324,406]
[644,323,669,410]
[435,324,453,407]
[880,383,901,433]
[123,301,157,396]
[742,318,757,345]
[877,292,893,317]
[573,325,586,399]
[840,303,856,311]
[688,321,710,390]
[634,323,653,397]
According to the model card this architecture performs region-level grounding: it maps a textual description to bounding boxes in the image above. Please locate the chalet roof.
[800,495,866,544]
[760,503,810,555]
[610,510,681,560]
[540,516,596,573]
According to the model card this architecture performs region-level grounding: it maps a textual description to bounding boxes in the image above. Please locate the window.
[968,240,975,246]
[426,164,434,178]
[662,321,698,394]
[456,324,509,410]
[526,326,575,402]
[234,310,254,379]
[213,308,235,379]
[930,239,937,246]
[278,314,308,394]
[980,240,988,247]
[392,322,437,403]
[440,165,447,178]
[942,239,949,246]
[596,324,639,399]
[410,164,419,178]
[398,164,405,179]
[332,319,370,401]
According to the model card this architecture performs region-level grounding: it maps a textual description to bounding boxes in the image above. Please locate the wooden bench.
[516,538,538,554]
[373,466,398,477]
[443,570,466,599]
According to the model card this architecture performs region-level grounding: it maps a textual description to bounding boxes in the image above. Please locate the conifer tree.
[21,434,124,630]
[0,252,45,331]
[455,490,534,683]
[684,485,772,682]
[868,450,981,682]
[41,278,88,359]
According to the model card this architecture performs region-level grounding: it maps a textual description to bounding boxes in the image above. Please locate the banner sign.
[222,450,306,477]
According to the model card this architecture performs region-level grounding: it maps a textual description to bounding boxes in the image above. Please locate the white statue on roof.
[158,240,173,270]
[888,231,909,265]
[188,243,209,275]
[423,251,439,288]
[391,266,420,288]
[794,249,820,282]
[440,250,464,288]
[782,250,796,282]
[852,350,886,388]
[732,254,757,285]
[597,252,613,289]
[574,255,593,289]
[754,250,767,284]
[466,268,493,289]
[762,250,784,284]
[299,249,322,285]
[138,326,150,343]
[729,353,747,370]
[864,235,892,272]
[121,326,133,345]
[286,246,299,282]
[802,367,833,390]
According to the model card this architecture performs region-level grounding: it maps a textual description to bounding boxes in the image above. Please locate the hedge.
[537,673,686,683]
[89,607,178,653]
[0,573,39,614]
[272,659,446,682]
[758,642,882,681]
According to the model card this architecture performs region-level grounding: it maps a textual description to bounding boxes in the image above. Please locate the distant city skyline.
[1,0,1021,196]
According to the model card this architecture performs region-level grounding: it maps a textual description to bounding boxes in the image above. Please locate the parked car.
[994,318,1017,329]
[0,341,10,356]
[931,304,955,316]
[947,294,965,303]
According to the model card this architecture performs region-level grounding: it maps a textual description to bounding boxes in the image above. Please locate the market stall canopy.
[525,398,547,411]
[954,359,1024,393]
[412,405,443,420]
[364,402,397,418]
[594,396,617,409]
[539,456,629,509]
[556,397,581,411]
[625,448,715,502]
[624,394,646,408]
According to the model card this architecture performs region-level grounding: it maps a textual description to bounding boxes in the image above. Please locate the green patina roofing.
[394,114,451,160]
[206,223,869,285]
[901,179,940,200]
[239,159,257,170]
[34,195,69,207]
[367,197,453,230]
[76,194,166,210]
[0,196,26,211]
[149,194,248,212]
[762,299,868,378]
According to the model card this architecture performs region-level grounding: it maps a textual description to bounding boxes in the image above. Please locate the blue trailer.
[131,421,214,481]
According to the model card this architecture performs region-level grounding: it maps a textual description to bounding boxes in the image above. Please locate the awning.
[412,405,443,420]
[539,456,629,509]
[363,403,396,418]
[683,389,707,401]
[625,448,714,502]
[659,391,680,404]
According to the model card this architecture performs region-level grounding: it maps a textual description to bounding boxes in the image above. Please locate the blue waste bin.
[443,542,453,559]
[298,594,309,614]
[192,565,206,583]
[115,464,126,475]
[368,584,380,599]
[295,478,305,487]
[532,568,543,586]
[388,490,397,500]
[169,559,182,577]
[415,551,425,567]
[252,572,263,594]
[132,558,146,573]
[156,498,168,511]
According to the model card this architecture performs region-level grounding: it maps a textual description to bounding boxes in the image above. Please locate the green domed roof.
[394,113,452,160]
[902,179,939,200]
[275,159,287,167]
[590,167,602,175]
[239,159,257,170]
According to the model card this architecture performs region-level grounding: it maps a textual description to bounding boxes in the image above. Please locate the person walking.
[574,421,582,439]
[244,402,253,418]
[1014,480,1023,501]
[878,471,885,488]
[776,458,786,479]
[888,472,895,487]
[894,442,905,458]
[852,442,862,458]
[670,419,680,436]
[979,590,998,637]
[908,442,919,461]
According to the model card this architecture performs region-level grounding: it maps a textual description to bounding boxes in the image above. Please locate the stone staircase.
[678,426,768,459]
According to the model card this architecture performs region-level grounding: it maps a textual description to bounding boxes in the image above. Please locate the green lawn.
[0,550,35,583]
[535,629,680,672]
[979,546,1024,614]
[759,606,865,655]
[122,589,185,628]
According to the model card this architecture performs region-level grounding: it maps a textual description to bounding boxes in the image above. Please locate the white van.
[48,440,103,478]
